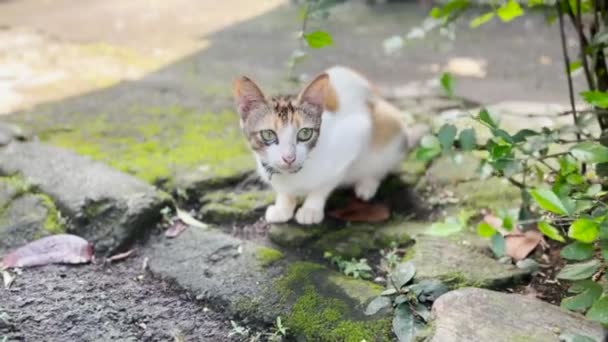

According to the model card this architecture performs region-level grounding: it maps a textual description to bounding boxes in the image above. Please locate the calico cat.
[233,66,426,225]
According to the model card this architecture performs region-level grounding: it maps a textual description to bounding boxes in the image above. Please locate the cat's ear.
[233,76,268,120]
[297,73,330,112]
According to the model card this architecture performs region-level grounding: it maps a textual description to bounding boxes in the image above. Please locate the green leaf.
[586,296,608,324]
[304,31,333,49]
[600,221,608,240]
[581,90,608,109]
[425,219,463,237]
[415,135,442,161]
[568,218,599,243]
[586,184,602,197]
[393,304,416,342]
[381,288,397,296]
[497,0,524,22]
[511,129,538,143]
[478,108,497,128]
[570,142,608,164]
[469,12,494,28]
[557,260,601,280]
[560,242,594,261]
[538,221,565,242]
[560,280,602,311]
[408,279,448,302]
[490,232,506,258]
[529,188,570,216]
[391,262,416,288]
[430,0,470,19]
[437,124,457,152]
[458,128,476,151]
[440,72,454,97]
[477,222,496,238]
[364,296,392,316]
[566,173,585,185]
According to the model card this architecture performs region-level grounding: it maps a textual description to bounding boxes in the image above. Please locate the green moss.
[275,262,392,341]
[36,106,253,186]
[450,178,521,211]
[200,190,273,222]
[402,245,416,262]
[255,247,284,266]
[37,194,65,234]
[327,274,383,305]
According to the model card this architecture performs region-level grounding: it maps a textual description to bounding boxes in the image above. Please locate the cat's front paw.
[265,205,294,223]
[295,207,324,225]
[355,179,380,201]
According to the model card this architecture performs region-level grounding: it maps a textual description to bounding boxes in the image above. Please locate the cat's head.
[233,73,332,175]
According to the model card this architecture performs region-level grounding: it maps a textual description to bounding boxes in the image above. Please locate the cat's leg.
[265,193,297,223]
[295,187,333,225]
[354,177,381,201]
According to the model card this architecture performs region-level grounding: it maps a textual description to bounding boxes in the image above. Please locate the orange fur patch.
[369,97,405,149]
[324,83,339,112]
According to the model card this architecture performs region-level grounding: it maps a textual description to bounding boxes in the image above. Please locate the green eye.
[297,128,314,142]
[260,130,277,144]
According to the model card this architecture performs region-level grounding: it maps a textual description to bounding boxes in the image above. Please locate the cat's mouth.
[262,162,302,177]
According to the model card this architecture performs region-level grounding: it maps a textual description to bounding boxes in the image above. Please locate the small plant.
[378,242,403,275]
[267,316,289,341]
[228,320,250,338]
[365,262,448,341]
[324,252,373,279]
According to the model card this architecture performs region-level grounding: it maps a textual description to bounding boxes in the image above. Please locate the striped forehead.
[270,95,298,123]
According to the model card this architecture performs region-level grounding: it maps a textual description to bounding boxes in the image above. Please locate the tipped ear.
[233,76,268,120]
[297,73,330,111]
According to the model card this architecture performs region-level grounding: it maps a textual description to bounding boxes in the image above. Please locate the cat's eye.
[297,128,314,142]
[260,130,277,144]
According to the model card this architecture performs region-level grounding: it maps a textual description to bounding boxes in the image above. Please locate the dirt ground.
[0,253,241,342]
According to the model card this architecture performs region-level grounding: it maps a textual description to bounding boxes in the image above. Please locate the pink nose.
[282,155,296,165]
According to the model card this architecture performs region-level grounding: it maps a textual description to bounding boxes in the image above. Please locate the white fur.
[259,66,409,224]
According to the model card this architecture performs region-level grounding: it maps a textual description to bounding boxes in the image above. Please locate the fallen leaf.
[165,220,188,238]
[505,229,543,261]
[1,234,93,269]
[106,249,134,263]
[2,270,15,289]
[177,208,208,229]
[329,199,390,223]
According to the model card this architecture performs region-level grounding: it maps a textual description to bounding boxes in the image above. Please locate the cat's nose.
[282,155,296,165]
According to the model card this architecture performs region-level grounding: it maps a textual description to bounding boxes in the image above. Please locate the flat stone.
[0,142,171,254]
[146,227,392,341]
[406,236,529,289]
[0,122,27,146]
[0,176,65,255]
[199,189,273,223]
[429,288,605,342]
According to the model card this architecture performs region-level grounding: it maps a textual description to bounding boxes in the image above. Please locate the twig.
[576,0,597,90]
[557,2,582,143]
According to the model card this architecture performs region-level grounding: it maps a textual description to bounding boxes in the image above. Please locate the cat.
[233,66,426,225]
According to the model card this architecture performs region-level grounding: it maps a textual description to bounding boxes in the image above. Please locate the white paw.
[355,179,380,201]
[295,207,324,225]
[265,205,294,223]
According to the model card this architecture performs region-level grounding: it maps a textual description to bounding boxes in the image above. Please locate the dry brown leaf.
[328,199,390,223]
[505,229,543,261]
[1,234,93,269]
[165,220,188,238]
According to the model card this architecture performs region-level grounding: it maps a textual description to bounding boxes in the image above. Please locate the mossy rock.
[255,246,284,266]
[405,236,529,289]
[199,189,273,223]
[0,176,65,254]
[448,177,521,211]
[16,106,254,189]
[268,223,323,247]
[276,262,391,342]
